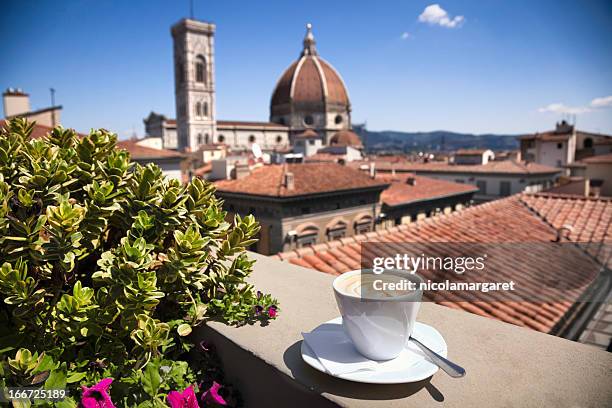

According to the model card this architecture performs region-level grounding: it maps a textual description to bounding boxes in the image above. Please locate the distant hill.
[357,128,520,153]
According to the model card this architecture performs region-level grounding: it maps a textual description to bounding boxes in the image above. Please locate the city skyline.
[1,0,612,138]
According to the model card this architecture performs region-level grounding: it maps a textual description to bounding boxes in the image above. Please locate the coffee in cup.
[333,269,423,361]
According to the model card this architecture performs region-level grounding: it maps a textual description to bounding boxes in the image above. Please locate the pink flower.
[80,378,115,408]
[267,305,278,318]
[167,386,200,408]
[201,381,227,406]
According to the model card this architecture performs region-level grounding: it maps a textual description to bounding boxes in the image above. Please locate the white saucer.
[301,317,447,384]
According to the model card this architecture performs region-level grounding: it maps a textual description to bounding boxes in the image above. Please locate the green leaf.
[66,371,87,384]
[177,323,192,337]
[141,362,162,396]
[44,363,67,390]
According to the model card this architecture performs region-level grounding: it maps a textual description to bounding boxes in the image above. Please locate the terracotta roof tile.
[116,140,185,160]
[581,153,612,164]
[214,163,388,198]
[379,174,478,207]
[274,193,612,333]
[1,120,87,139]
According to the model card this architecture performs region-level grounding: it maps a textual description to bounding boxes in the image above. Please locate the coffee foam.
[337,273,413,299]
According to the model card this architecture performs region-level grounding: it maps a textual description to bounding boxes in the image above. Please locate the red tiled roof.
[304,153,341,163]
[351,159,561,175]
[214,163,388,198]
[271,55,349,108]
[295,129,320,139]
[116,140,185,160]
[0,120,87,139]
[194,163,212,177]
[379,174,478,207]
[329,129,363,148]
[273,193,612,333]
[581,153,612,164]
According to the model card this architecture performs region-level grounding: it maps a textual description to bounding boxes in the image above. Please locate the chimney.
[3,88,31,117]
[406,176,416,186]
[369,162,376,179]
[284,172,295,190]
[233,163,250,180]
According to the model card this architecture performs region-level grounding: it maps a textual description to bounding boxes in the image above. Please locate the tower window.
[248,135,256,143]
[304,115,314,125]
[335,115,343,124]
[203,102,208,117]
[197,133,203,145]
[205,134,210,144]
[195,102,202,117]
[195,55,207,83]
[276,135,283,143]
[218,135,225,143]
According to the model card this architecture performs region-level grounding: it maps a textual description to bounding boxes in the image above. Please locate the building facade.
[353,160,561,203]
[519,120,612,168]
[214,163,388,254]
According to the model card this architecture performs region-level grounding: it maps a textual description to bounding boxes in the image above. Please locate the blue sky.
[1,0,611,137]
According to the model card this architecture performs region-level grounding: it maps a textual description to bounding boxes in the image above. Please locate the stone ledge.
[196,252,612,407]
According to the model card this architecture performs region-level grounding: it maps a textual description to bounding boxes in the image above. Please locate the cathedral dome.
[329,129,363,148]
[270,24,350,118]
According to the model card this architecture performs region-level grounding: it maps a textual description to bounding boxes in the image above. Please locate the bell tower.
[171,18,216,151]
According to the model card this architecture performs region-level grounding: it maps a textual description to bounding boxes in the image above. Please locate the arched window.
[326,219,347,241]
[295,224,319,248]
[197,133,203,145]
[195,55,207,83]
[276,135,283,144]
[218,135,225,143]
[205,134,210,144]
[203,102,208,117]
[195,102,202,117]
[354,215,373,235]
[248,135,256,143]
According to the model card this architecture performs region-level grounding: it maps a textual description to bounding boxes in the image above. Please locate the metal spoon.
[410,337,466,378]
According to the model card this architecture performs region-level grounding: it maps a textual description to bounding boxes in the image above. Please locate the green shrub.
[0,119,278,407]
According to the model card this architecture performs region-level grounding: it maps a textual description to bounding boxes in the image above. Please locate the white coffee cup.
[333,269,423,361]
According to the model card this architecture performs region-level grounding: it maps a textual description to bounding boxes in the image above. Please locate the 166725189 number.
[0,387,68,402]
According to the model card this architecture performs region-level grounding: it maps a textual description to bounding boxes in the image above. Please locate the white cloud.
[400,32,412,40]
[538,95,612,115]
[418,4,465,28]
[538,103,591,115]
[590,95,612,108]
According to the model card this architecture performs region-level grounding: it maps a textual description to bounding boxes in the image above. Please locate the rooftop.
[116,139,185,160]
[581,153,612,164]
[214,162,388,198]
[273,193,612,333]
[0,120,86,139]
[379,173,479,207]
[351,159,561,175]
